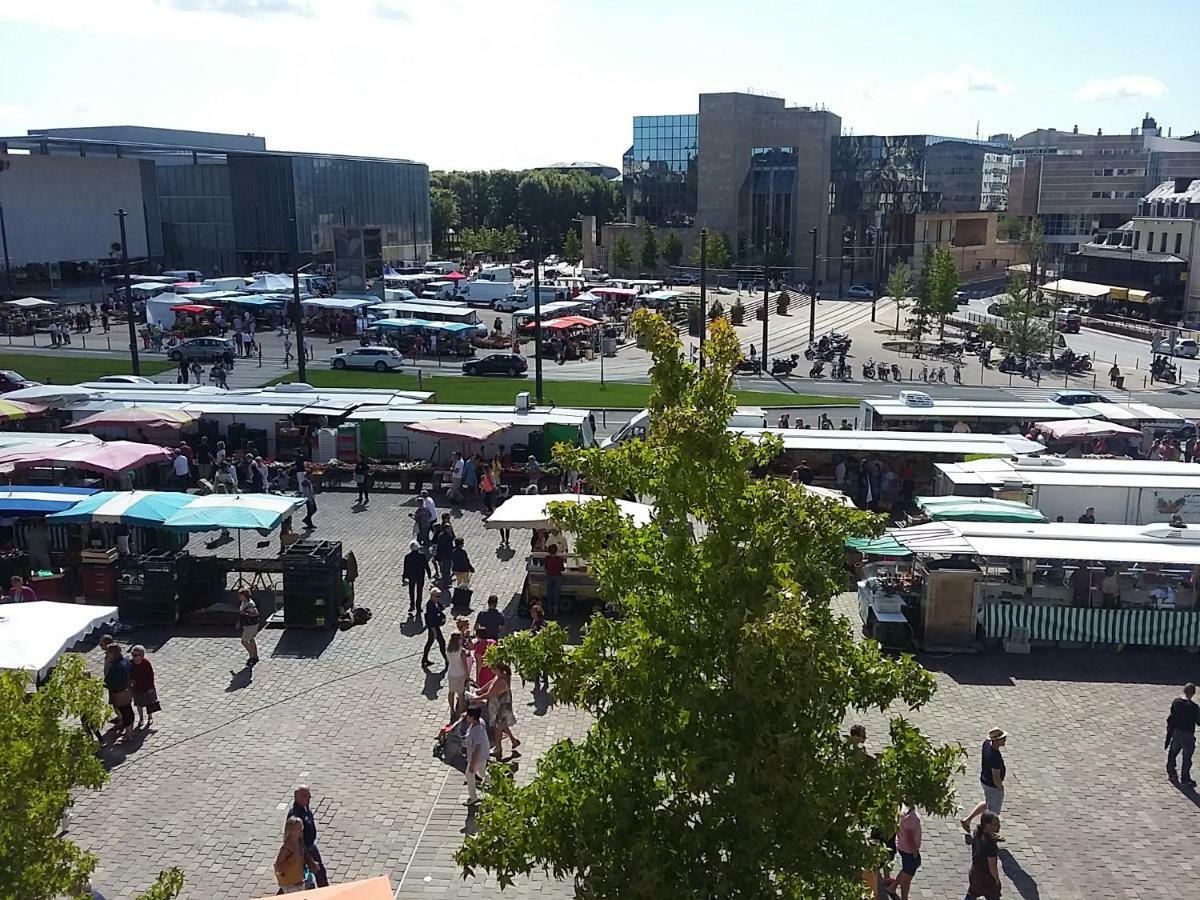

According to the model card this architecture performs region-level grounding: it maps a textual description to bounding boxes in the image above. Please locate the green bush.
[730,301,745,326]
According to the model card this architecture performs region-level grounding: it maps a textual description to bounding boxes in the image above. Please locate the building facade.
[622,114,699,228]
[0,126,431,293]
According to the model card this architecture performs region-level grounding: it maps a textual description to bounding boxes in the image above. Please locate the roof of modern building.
[28,126,266,152]
[544,161,618,172]
[1074,244,1187,264]
[1144,178,1200,203]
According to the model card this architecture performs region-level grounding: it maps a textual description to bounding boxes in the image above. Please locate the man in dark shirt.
[1166,682,1199,787]
[476,593,507,641]
[402,540,432,615]
[421,587,447,668]
[960,728,1007,836]
[288,785,329,887]
[1078,506,1096,524]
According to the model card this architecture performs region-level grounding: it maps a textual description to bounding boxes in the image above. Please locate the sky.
[0,0,1197,172]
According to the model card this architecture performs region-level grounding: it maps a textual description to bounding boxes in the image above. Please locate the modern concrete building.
[1008,114,1200,262]
[0,126,430,297]
[543,161,620,181]
[923,140,1011,212]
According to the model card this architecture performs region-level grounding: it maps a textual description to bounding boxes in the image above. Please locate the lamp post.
[524,229,544,405]
[698,228,708,370]
[293,262,313,383]
[867,225,879,323]
[114,209,141,376]
[0,202,11,299]
[808,227,819,344]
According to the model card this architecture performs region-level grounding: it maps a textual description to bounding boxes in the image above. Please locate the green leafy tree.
[1017,220,1046,297]
[430,188,461,254]
[1000,277,1054,358]
[662,231,683,268]
[767,237,792,269]
[457,311,963,897]
[928,247,962,340]
[639,224,659,271]
[885,261,912,334]
[611,235,634,273]
[563,228,582,264]
[908,252,935,341]
[692,229,732,271]
[135,868,185,900]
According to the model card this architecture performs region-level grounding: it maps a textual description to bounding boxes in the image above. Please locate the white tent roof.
[301,297,379,311]
[6,297,57,308]
[246,273,294,293]
[0,601,117,678]
[485,493,654,530]
[1042,278,1113,299]
[731,427,1043,457]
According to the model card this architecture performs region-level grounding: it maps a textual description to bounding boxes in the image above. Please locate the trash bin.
[1115,375,1125,390]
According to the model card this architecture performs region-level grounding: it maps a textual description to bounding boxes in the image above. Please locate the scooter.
[935,366,947,384]
[733,358,761,375]
[833,360,853,381]
[890,363,903,382]
[877,362,889,382]
[808,361,825,378]
[862,357,876,380]
[771,354,800,376]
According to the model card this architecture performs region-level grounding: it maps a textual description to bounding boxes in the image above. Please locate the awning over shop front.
[406,419,508,441]
[916,496,1047,523]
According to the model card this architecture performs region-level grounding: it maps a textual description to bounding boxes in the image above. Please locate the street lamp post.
[761,263,770,365]
[809,227,819,344]
[698,228,708,370]
[0,202,11,299]
[293,263,312,383]
[526,230,544,405]
[114,209,141,376]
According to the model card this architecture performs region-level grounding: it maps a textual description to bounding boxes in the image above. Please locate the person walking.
[238,589,260,666]
[413,497,433,548]
[964,812,1002,900]
[463,706,490,806]
[103,643,135,742]
[288,785,329,888]
[298,472,317,529]
[402,539,431,615]
[353,454,371,505]
[1166,682,1199,787]
[434,515,455,584]
[421,586,447,668]
[961,728,1007,834]
[451,537,474,590]
[894,799,922,900]
[274,817,311,893]
[171,450,190,491]
[129,645,159,729]
[480,462,497,514]
[446,632,470,720]
[475,594,506,641]
[543,543,565,613]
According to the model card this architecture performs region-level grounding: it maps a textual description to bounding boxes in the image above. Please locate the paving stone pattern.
[68,489,1199,899]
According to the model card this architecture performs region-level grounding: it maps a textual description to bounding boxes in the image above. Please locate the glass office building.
[748,147,798,255]
[623,114,699,226]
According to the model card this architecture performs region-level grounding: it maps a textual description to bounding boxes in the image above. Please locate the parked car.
[492,295,528,312]
[167,337,236,364]
[463,353,528,377]
[95,374,155,384]
[1049,390,1111,406]
[0,370,39,393]
[846,284,873,299]
[673,273,700,286]
[954,290,969,304]
[330,346,404,371]
[1152,336,1199,358]
[1054,306,1081,333]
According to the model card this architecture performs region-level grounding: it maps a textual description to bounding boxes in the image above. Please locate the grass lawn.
[273,369,846,408]
[0,353,174,384]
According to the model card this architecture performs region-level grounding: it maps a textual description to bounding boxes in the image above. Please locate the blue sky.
[0,0,1196,171]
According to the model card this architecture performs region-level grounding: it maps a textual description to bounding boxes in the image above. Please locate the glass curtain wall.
[623,114,699,226]
[747,147,798,256]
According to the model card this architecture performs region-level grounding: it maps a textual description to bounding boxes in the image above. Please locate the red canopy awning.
[443,271,468,280]
[543,315,600,330]
[171,304,216,314]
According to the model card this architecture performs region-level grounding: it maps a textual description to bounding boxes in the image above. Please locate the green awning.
[916,496,1046,523]
[846,535,912,557]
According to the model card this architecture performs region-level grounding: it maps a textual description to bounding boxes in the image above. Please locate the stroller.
[434,706,491,761]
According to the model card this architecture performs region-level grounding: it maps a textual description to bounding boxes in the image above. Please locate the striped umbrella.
[47,490,197,526]
[65,408,199,432]
[0,485,99,516]
[161,493,307,532]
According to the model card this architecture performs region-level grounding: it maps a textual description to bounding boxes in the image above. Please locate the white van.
[602,407,767,449]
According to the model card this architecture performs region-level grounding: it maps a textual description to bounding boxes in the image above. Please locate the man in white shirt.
[421,490,438,522]
[463,707,490,805]
[449,452,465,502]
[172,450,190,490]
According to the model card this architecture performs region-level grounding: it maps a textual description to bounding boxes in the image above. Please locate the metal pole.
[870,227,878,322]
[532,234,544,405]
[0,203,11,299]
[808,228,818,345]
[115,209,140,375]
[698,228,708,370]
[293,269,308,383]
[761,265,770,365]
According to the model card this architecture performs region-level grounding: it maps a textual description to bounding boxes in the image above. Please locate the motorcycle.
[833,360,853,381]
[808,361,825,379]
[862,357,876,380]
[998,354,1022,374]
[771,354,799,376]
[877,362,889,382]
[891,363,903,382]
[733,358,761,375]
[1151,356,1178,384]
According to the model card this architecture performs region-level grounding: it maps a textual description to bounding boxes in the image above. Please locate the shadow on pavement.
[919,646,1190,687]
[999,849,1040,900]
[270,627,337,659]
[423,667,445,701]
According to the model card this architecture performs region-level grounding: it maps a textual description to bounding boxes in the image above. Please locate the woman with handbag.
[103,643,135,742]
[130,645,161,729]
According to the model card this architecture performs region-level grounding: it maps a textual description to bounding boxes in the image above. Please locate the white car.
[492,296,527,312]
[846,284,874,299]
[330,346,404,371]
[95,374,156,384]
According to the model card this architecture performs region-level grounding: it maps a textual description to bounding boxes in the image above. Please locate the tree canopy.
[0,655,184,900]
[457,311,963,898]
[563,228,583,265]
[691,229,731,271]
[611,235,634,273]
[885,261,912,334]
[639,224,659,271]
[662,231,684,268]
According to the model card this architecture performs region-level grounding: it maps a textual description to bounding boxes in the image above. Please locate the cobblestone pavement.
[66,490,1200,899]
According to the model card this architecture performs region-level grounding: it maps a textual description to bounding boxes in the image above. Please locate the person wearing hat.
[402,539,432,616]
[960,728,1007,836]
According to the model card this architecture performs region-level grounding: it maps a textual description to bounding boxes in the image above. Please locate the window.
[1175,233,1183,255]
[1134,231,1141,250]
[1160,232,1168,253]
[1147,231,1154,250]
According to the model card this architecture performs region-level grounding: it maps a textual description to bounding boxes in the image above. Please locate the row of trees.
[607,226,734,276]
[431,169,621,256]
[885,247,961,342]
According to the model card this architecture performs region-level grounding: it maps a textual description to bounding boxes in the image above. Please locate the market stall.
[1032,418,1142,455]
[915,496,1046,523]
[0,440,173,488]
[65,408,199,443]
[0,600,118,680]
[485,493,654,616]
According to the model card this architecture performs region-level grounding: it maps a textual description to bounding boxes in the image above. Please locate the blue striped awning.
[981,603,1200,647]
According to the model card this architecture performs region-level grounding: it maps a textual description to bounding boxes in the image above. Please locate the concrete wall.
[29,126,267,152]
[0,154,151,265]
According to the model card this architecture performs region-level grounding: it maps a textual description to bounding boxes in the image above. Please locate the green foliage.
[767,237,792,269]
[1000,277,1054,357]
[996,216,1025,241]
[135,868,185,900]
[0,655,108,900]
[430,188,461,254]
[639,224,659,271]
[928,247,961,340]
[885,262,912,333]
[1017,220,1046,295]
[562,228,582,264]
[611,235,634,273]
[458,312,963,897]
[691,229,731,271]
[708,299,725,321]
[458,226,521,258]
[662,231,684,268]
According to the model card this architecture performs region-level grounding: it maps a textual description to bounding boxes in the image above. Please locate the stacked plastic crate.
[282,540,343,628]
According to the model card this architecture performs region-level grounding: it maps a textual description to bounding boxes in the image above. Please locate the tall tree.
[611,235,634,274]
[563,228,582,264]
[430,188,461,254]
[639,224,659,272]
[907,251,936,341]
[457,311,963,897]
[1000,277,1054,358]
[0,656,186,900]
[692,230,732,271]
[767,237,792,270]
[928,247,962,340]
[662,231,683,268]
[885,261,912,334]
[1018,220,1046,298]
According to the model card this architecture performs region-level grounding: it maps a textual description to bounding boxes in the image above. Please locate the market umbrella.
[66,408,200,432]
[1,440,173,476]
[0,601,117,679]
[443,270,468,280]
[845,535,912,557]
[249,876,392,900]
[47,490,196,526]
[485,493,655,530]
[161,493,306,532]
[916,496,1047,523]
[800,483,855,507]
[405,418,508,442]
[0,485,100,517]
[0,399,47,422]
[5,297,57,308]
[1034,418,1141,440]
[3,385,93,407]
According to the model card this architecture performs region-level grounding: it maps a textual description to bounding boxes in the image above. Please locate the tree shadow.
[999,849,1040,900]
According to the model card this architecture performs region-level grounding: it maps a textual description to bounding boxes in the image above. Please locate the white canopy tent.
[301,297,379,311]
[0,601,118,679]
[5,297,56,308]
[485,493,655,530]
[246,273,294,293]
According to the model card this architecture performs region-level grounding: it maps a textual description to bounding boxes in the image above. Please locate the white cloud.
[161,0,314,15]
[859,66,1013,105]
[1075,75,1167,101]
[373,1,411,20]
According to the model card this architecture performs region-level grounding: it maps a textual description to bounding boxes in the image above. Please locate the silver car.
[330,346,404,371]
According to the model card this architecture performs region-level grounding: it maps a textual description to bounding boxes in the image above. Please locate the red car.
[0,370,39,393]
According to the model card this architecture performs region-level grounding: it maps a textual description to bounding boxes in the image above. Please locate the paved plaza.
[64,485,1200,900]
